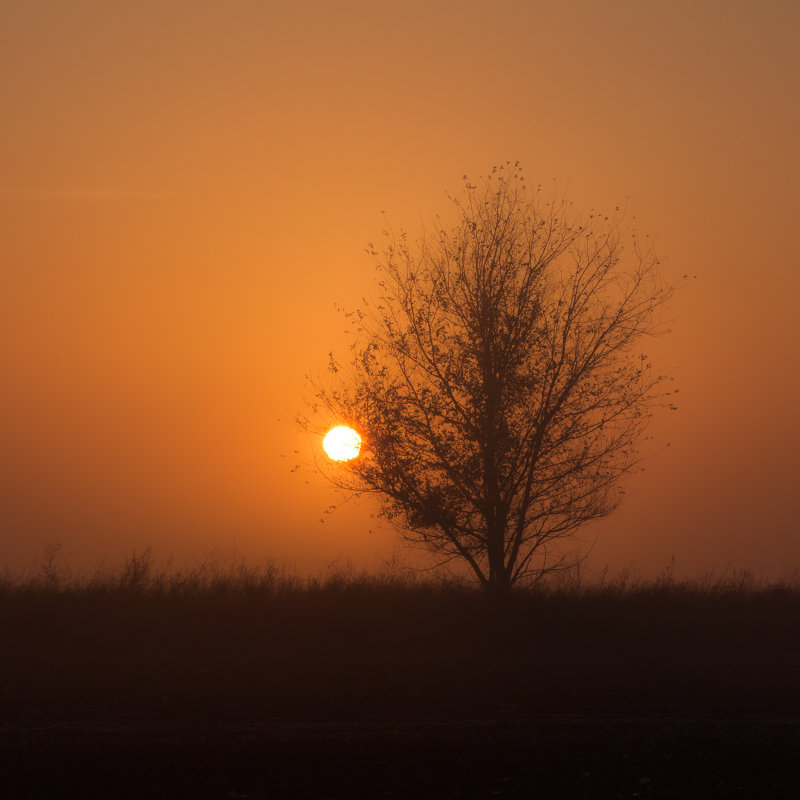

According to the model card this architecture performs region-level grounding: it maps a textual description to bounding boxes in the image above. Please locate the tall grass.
[3,546,798,658]
[3,550,798,796]
[2,547,798,728]
[3,545,797,601]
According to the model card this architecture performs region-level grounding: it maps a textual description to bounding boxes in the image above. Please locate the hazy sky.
[2,0,798,578]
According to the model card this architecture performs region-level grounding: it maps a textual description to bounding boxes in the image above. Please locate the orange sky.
[1,0,798,579]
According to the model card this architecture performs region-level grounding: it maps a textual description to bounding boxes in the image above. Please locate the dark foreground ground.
[1,576,798,797]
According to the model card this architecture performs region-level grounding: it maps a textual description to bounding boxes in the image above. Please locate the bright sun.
[323,425,362,461]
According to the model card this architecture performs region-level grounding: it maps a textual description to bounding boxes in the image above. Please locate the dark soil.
[2,583,798,797]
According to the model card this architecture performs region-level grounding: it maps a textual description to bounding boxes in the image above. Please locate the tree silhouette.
[309,164,677,595]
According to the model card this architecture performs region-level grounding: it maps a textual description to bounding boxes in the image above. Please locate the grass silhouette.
[2,550,799,797]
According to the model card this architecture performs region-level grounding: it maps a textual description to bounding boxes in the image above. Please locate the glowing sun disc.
[323,426,362,461]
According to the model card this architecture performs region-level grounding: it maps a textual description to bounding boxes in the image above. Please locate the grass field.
[1,553,798,797]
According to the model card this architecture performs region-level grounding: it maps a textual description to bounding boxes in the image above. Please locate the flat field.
[1,566,798,798]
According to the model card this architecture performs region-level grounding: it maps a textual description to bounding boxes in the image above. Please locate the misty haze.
[2,1,798,797]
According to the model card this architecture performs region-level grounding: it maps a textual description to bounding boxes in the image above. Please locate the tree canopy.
[308,164,677,593]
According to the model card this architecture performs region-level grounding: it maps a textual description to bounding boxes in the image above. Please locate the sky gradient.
[1,0,798,578]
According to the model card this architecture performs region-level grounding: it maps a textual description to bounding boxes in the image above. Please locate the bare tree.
[308,164,677,595]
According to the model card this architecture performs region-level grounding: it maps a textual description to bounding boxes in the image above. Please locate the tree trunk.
[487,523,511,598]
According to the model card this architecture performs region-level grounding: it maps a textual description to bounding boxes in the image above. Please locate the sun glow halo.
[323,425,362,462]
